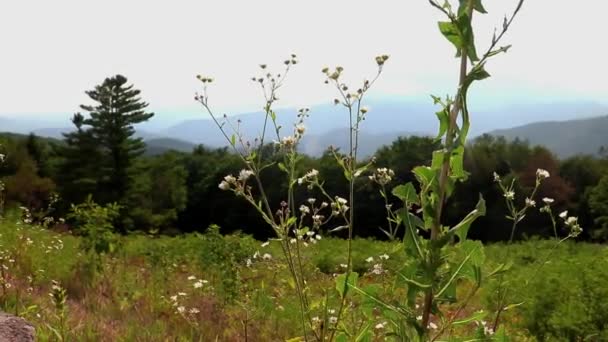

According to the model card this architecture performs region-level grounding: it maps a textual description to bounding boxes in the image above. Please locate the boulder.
[0,312,34,342]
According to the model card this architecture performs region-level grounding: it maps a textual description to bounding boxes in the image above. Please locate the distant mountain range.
[489,115,608,158]
[1,99,607,158]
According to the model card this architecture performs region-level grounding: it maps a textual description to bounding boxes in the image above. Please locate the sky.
[1,0,606,122]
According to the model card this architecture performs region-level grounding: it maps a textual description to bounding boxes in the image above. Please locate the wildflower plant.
[494,168,549,242]
[197,55,388,340]
[358,0,526,340]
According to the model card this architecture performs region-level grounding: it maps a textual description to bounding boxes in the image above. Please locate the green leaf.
[413,166,435,188]
[335,334,348,342]
[473,0,487,13]
[438,21,462,55]
[230,134,236,146]
[392,183,419,205]
[435,108,450,140]
[336,272,359,299]
[355,324,373,342]
[449,195,486,241]
[277,162,288,173]
[269,110,277,122]
[401,210,425,260]
[431,149,446,170]
[450,145,469,181]
[465,63,491,88]
[453,310,487,326]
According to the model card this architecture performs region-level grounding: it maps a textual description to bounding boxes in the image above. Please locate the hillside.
[488,115,608,158]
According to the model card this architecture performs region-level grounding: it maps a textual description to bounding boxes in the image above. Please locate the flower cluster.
[218,169,254,193]
[559,211,583,237]
[297,169,319,187]
[369,167,395,186]
[331,196,349,216]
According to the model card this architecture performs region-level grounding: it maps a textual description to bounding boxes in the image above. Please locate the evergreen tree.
[54,113,103,207]
[79,74,154,205]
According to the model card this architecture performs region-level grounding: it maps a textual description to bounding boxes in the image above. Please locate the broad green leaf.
[392,182,419,205]
[449,195,486,241]
[432,149,446,170]
[336,272,359,299]
[401,210,425,259]
[438,21,462,55]
[413,166,435,187]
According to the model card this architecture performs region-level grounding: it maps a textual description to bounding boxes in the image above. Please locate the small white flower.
[525,198,536,207]
[336,197,348,205]
[295,124,306,135]
[340,264,348,268]
[262,253,272,260]
[379,254,389,260]
[189,308,200,314]
[290,238,297,244]
[238,169,254,181]
[218,181,229,191]
[504,191,515,200]
[299,205,310,215]
[329,316,338,324]
[177,306,186,314]
[374,322,386,330]
[493,172,501,182]
[178,292,187,296]
[536,168,550,179]
[365,257,374,263]
[224,175,236,183]
[565,216,578,226]
[194,281,203,289]
[315,234,322,240]
[559,210,568,219]
[428,322,438,330]
[261,241,270,247]
[542,197,554,204]
[187,275,196,281]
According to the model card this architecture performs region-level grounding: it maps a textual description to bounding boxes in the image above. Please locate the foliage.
[588,174,608,240]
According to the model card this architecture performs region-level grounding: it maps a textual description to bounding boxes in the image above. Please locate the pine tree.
[55,113,104,207]
[80,74,154,205]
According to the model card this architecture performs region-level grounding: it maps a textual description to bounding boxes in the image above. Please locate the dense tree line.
[1,75,607,242]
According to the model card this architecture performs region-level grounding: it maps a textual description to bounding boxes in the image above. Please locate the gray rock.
[0,313,34,342]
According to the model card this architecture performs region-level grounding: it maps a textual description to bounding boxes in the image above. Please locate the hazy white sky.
[1,0,606,118]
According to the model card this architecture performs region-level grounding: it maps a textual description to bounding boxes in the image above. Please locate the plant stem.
[422,0,475,333]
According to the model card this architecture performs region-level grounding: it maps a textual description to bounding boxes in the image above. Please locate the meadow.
[1,212,606,341]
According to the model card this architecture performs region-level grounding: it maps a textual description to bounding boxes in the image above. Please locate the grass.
[0,216,606,341]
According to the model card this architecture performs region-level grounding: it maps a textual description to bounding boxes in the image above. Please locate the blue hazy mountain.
[1,99,606,158]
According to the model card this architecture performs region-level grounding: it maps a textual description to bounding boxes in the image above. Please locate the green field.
[1,217,606,341]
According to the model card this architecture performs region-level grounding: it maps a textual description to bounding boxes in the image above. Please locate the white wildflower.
[238,169,254,181]
[542,197,554,204]
[559,210,568,219]
[525,198,536,207]
[536,168,550,179]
